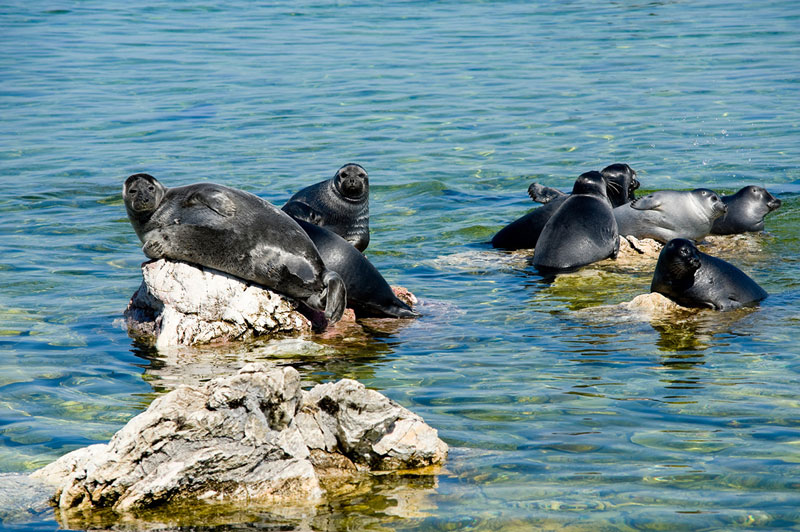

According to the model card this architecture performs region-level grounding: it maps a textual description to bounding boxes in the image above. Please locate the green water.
[2,1,800,530]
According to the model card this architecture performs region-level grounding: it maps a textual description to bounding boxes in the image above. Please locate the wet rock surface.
[31,363,447,518]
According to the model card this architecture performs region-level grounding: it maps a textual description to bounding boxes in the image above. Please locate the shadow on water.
[130,315,413,393]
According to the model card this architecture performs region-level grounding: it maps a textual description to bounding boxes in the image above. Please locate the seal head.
[283,163,370,251]
[711,186,782,235]
[651,238,767,310]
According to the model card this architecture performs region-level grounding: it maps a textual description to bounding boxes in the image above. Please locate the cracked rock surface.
[31,363,447,514]
[124,259,312,347]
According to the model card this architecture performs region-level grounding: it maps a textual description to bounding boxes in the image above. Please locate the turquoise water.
[2,0,800,529]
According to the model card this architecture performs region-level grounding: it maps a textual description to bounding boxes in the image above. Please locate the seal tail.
[322,270,346,323]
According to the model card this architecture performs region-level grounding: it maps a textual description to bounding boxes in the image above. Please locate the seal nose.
[768,198,782,210]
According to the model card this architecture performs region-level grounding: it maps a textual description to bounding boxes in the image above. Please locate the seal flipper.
[183,187,237,217]
[366,298,422,318]
[528,183,566,204]
[305,270,346,323]
[630,193,663,211]
[282,200,324,225]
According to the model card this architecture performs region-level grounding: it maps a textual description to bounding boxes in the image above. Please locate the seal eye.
[129,188,137,194]
[148,185,155,192]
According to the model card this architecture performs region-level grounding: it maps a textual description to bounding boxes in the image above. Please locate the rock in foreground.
[31,363,447,515]
[124,259,312,347]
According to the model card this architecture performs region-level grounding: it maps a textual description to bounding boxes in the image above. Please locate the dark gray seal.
[614,188,726,243]
[528,163,639,208]
[710,186,782,235]
[491,164,637,251]
[282,163,370,251]
[651,238,767,310]
[295,220,419,319]
[123,173,347,323]
[532,171,619,274]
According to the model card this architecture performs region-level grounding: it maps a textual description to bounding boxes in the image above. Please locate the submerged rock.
[31,363,447,517]
[124,259,313,347]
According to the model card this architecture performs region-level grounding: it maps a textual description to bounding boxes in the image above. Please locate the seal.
[123,173,347,323]
[492,164,637,251]
[528,163,639,208]
[532,171,620,274]
[295,220,419,319]
[651,238,768,310]
[710,185,782,235]
[614,188,726,243]
[490,197,565,251]
[282,163,370,251]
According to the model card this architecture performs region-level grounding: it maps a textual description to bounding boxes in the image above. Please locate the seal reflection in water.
[710,185,782,235]
[650,238,767,311]
[282,163,370,252]
[532,171,619,275]
[123,173,347,324]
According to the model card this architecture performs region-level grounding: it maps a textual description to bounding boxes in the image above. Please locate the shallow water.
[2,0,800,530]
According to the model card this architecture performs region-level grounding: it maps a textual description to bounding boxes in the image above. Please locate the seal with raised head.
[282,163,370,251]
[295,220,419,319]
[614,188,726,243]
[123,173,347,323]
[651,238,767,310]
[532,171,619,274]
[710,185,782,235]
[528,163,639,208]
[492,164,637,251]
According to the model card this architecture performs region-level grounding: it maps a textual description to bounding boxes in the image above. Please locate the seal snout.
[768,197,782,211]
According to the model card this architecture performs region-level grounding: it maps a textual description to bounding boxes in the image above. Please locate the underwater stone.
[31,363,447,514]
[124,259,312,347]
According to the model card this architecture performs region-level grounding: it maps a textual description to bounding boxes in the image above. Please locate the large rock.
[31,363,447,515]
[124,259,312,347]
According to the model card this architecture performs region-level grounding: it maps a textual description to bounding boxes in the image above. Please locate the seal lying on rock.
[295,219,419,319]
[710,185,782,235]
[614,188,726,243]
[123,173,346,323]
[491,164,637,251]
[528,163,640,208]
[650,238,768,310]
[532,171,619,274]
[283,163,370,251]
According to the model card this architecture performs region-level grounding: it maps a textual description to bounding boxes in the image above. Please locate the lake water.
[2,1,800,530]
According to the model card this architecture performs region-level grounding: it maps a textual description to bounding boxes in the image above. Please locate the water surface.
[2,1,800,530]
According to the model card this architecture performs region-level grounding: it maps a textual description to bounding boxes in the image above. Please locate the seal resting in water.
[491,164,637,251]
[710,185,782,235]
[282,163,370,251]
[123,173,346,323]
[614,188,726,243]
[650,238,767,310]
[295,220,419,319]
[532,171,619,274]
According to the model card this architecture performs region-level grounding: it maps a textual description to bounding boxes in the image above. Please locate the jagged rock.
[31,363,447,515]
[618,235,663,258]
[124,259,312,347]
[622,292,692,314]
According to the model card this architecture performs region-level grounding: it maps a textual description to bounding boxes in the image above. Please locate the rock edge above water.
[31,363,447,514]
[124,259,312,347]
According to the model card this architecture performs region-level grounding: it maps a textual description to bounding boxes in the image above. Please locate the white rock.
[124,259,312,347]
[32,363,447,515]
